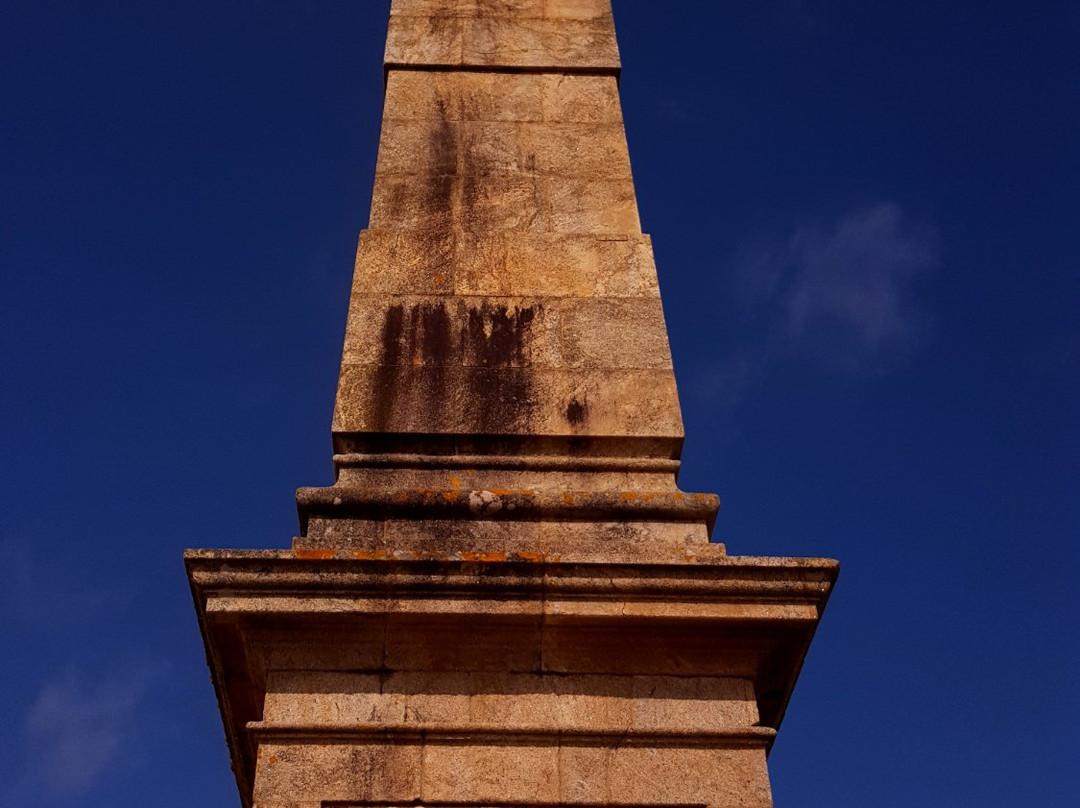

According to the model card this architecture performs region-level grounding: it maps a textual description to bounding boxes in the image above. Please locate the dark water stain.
[369,303,405,432]
[464,303,536,368]
[566,396,588,427]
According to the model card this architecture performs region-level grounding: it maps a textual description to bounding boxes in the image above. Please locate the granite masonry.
[187,2,838,807]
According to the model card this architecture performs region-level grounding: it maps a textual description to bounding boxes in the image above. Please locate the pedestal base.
[187,550,836,808]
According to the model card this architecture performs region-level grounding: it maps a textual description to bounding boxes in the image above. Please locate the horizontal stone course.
[391,0,612,20]
[385,12,619,71]
[369,172,640,234]
[349,229,660,298]
[340,295,672,369]
[332,364,683,437]
[375,119,632,180]
[383,72,622,125]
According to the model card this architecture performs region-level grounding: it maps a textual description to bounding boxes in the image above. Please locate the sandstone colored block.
[538,519,709,554]
[518,121,631,178]
[341,295,670,370]
[558,297,673,368]
[541,73,623,123]
[462,16,618,70]
[457,233,659,298]
[544,0,612,19]
[629,676,758,730]
[377,118,632,182]
[545,176,641,233]
[253,743,421,804]
[370,171,548,234]
[557,745,612,803]
[352,230,455,296]
[333,364,682,437]
[341,296,558,368]
[384,71,546,123]
[262,672,406,725]
[607,746,773,808]
[392,0,547,17]
[386,15,619,71]
[421,743,559,803]
[391,0,611,20]
[384,16,463,66]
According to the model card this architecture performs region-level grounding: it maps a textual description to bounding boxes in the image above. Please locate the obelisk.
[187,3,837,807]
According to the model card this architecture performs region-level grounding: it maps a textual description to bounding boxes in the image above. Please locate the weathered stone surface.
[188,3,838,808]
[385,11,619,71]
[333,364,682,436]
[188,551,835,807]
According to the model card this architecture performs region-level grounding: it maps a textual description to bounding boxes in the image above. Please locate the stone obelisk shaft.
[186,5,837,808]
[341,0,678,449]
[297,0,717,552]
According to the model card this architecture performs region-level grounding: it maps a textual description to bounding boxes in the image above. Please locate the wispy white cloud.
[13,665,161,800]
[784,203,937,356]
[740,202,937,367]
[690,203,937,411]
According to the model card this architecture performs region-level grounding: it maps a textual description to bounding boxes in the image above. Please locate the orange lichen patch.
[434,273,447,284]
[442,490,461,503]
[562,493,577,505]
[460,550,508,562]
[294,549,335,560]
[514,551,546,563]
[268,755,278,765]
[619,492,640,501]
[448,475,462,489]
[348,549,392,560]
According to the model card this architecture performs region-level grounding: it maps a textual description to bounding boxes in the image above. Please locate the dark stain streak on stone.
[465,304,536,368]
[369,300,538,434]
[425,99,457,224]
[370,303,405,431]
[566,396,588,426]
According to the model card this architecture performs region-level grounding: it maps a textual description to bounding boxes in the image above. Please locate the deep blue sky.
[2,1,1077,806]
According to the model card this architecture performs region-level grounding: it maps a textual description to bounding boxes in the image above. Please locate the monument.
[187,2,838,807]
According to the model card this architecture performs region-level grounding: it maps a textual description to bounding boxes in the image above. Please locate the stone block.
[384,616,543,671]
[557,745,612,802]
[253,743,422,804]
[385,15,463,66]
[607,746,773,808]
[462,16,618,70]
[544,0,612,20]
[457,233,659,298]
[541,73,623,123]
[558,297,672,368]
[392,0,547,17]
[262,672,407,725]
[628,676,758,730]
[384,71,546,123]
[352,229,455,296]
[541,625,762,677]
[544,176,640,233]
[518,122,631,179]
[374,119,459,177]
[421,743,559,803]
[333,364,682,437]
[538,519,709,557]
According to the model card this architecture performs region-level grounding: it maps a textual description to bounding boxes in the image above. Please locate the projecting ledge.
[246,721,778,747]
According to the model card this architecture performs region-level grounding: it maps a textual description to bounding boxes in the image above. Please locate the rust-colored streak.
[460,550,508,562]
